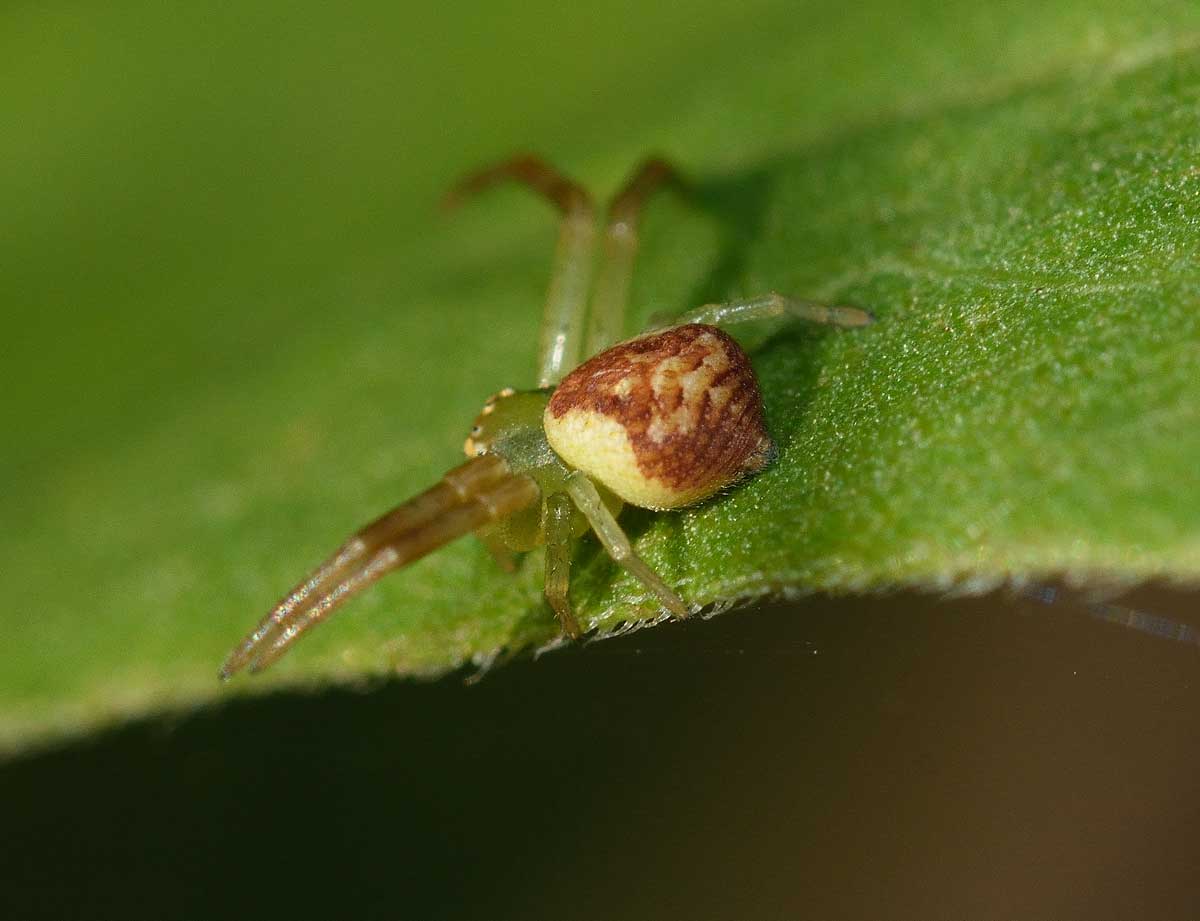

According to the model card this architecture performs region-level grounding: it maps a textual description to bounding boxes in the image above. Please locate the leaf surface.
[3,0,1199,752]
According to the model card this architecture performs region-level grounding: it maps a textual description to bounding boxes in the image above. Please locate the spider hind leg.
[587,157,682,355]
[668,291,875,331]
[444,154,595,388]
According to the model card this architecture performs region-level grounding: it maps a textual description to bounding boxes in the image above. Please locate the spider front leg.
[444,154,595,387]
[543,491,582,638]
[563,471,689,621]
[586,157,681,355]
[220,455,539,678]
[479,531,519,574]
[668,291,875,330]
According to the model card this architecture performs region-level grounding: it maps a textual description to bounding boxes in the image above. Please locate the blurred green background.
[3,0,1200,917]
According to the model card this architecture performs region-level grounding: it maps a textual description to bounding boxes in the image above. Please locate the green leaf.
[4,0,1199,754]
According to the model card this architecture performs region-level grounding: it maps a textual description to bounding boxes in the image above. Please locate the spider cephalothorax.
[220,155,872,678]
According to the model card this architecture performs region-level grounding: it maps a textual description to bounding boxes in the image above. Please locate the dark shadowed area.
[5,587,1199,920]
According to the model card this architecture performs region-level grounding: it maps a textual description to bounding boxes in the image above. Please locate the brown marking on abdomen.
[547,324,773,494]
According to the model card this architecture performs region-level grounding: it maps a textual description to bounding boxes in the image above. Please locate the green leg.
[478,530,519,573]
[585,158,680,356]
[564,472,689,620]
[543,491,582,638]
[667,291,874,330]
[445,155,595,387]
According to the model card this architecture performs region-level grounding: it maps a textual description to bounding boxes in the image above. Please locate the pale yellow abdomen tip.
[544,324,774,510]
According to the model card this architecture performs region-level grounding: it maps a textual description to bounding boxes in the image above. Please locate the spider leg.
[666,291,874,330]
[220,456,539,678]
[444,154,595,387]
[478,530,519,573]
[564,471,689,620]
[221,455,509,678]
[585,157,681,355]
[244,474,539,675]
[542,491,582,638]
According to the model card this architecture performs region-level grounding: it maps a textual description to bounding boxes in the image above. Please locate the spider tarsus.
[834,304,876,327]
[663,596,690,620]
[607,156,684,225]
[440,153,589,217]
[560,617,583,641]
[439,186,469,213]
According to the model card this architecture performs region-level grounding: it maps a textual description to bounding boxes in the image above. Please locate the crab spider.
[220,155,873,678]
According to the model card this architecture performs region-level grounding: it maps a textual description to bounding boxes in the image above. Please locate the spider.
[220,155,873,679]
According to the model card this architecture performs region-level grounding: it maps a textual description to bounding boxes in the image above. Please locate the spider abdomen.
[544,324,775,510]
